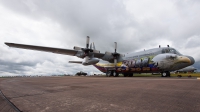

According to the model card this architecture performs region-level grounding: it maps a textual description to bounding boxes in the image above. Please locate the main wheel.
[161,71,170,77]
[128,73,133,77]
[161,72,167,77]
[123,73,128,77]
[106,71,111,77]
[113,71,119,77]
[166,71,171,77]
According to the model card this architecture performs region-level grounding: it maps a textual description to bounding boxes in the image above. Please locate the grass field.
[130,73,200,77]
[97,73,200,77]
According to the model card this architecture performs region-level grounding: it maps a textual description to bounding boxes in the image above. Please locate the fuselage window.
[169,49,175,54]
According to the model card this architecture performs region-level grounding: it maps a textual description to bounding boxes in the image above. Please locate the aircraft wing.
[5,41,122,64]
[93,52,105,58]
[5,42,107,59]
[5,42,78,56]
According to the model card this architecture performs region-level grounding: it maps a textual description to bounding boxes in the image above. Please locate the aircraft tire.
[113,71,119,77]
[166,71,171,77]
[106,71,111,77]
[128,73,133,77]
[123,73,128,77]
[161,72,170,77]
[161,72,167,77]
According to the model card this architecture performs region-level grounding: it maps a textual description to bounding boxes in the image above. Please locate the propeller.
[82,36,92,63]
[86,36,90,48]
[104,42,122,66]
[89,42,96,50]
[71,36,100,65]
[81,36,100,63]
[93,42,96,50]
[112,42,120,66]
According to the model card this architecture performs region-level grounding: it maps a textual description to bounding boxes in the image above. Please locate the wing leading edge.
[5,42,78,56]
[4,42,107,60]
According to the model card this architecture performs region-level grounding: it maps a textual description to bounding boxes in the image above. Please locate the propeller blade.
[93,42,96,50]
[90,43,92,49]
[85,56,89,63]
[86,36,90,48]
[114,58,117,66]
[114,42,117,53]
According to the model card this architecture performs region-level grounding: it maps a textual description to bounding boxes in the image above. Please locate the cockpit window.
[162,48,182,55]
[162,48,170,53]
[169,49,175,54]
[173,49,182,55]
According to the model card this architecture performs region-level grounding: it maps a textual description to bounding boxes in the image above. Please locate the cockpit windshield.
[162,48,182,55]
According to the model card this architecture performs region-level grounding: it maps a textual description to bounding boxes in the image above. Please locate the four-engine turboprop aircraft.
[5,36,195,77]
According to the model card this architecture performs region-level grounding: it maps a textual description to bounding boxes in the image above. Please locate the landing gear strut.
[106,71,111,77]
[106,70,119,77]
[123,73,133,77]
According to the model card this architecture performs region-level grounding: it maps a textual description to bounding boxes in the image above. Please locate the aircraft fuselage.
[94,47,195,76]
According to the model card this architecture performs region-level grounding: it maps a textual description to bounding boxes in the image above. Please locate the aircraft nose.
[186,55,195,65]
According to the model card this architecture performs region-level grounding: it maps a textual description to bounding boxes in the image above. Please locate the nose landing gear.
[161,71,171,77]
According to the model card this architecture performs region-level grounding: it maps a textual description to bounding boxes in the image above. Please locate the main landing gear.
[106,70,119,77]
[123,73,133,77]
[161,71,171,77]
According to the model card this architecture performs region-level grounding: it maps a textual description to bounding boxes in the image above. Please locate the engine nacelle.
[82,58,99,65]
[93,49,100,53]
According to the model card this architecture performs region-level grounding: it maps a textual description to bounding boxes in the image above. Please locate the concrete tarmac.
[0,76,200,112]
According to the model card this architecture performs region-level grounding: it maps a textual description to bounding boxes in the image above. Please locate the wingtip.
[4,42,9,45]
[4,42,14,47]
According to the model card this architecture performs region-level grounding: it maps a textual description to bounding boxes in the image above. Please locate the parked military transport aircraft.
[5,36,195,77]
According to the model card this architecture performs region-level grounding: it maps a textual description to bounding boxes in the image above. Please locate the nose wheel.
[161,71,171,77]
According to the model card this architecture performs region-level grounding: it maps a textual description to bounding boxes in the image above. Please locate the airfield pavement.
[0,76,200,112]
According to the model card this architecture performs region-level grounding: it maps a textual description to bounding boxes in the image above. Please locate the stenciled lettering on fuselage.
[116,56,160,73]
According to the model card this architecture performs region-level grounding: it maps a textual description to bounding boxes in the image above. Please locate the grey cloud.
[1,0,136,51]
[193,60,200,72]
[185,35,200,48]
[0,59,35,74]
[1,0,200,75]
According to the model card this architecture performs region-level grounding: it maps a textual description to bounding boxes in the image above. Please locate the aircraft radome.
[5,36,195,77]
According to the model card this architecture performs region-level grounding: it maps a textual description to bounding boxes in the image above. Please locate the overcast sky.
[1,0,200,76]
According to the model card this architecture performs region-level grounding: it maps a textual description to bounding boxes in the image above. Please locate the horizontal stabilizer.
[69,61,82,64]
